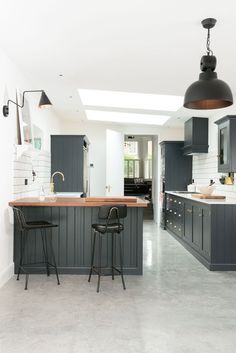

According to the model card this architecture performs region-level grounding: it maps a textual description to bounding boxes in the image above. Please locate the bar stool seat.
[92,223,124,234]
[88,205,127,293]
[12,207,60,290]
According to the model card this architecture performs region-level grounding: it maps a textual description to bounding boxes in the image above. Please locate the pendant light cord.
[206,28,213,56]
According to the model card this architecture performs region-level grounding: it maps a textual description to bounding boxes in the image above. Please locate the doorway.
[124,135,154,220]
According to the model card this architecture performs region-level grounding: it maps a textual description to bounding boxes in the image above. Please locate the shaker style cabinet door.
[201,206,211,260]
[218,120,230,172]
[184,201,193,244]
[192,205,202,251]
[215,115,236,173]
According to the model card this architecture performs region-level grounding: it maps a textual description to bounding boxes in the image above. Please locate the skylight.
[78,89,183,111]
[85,110,170,126]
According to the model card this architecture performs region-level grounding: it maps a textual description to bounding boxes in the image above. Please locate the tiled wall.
[13,147,51,199]
[192,150,236,200]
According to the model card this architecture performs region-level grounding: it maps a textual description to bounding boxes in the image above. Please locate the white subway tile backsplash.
[13,148,51,199]
[192,150,236,199]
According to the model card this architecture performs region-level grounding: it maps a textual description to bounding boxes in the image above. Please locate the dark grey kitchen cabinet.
[165,194,184,238]
[192,205,202,251]
[183,117,209,155]
[215,115,236,172]
[51,135,89,193]
[183,201,192,244]
[160,141,192,191]
[165,192,236,271]
[202,206,211,259]
[160,141,192,228]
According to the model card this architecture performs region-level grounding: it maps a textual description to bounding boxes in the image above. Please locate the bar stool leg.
[25,273,29,290]
[49,232,60,285]
[17,230,23,280]
[119,234,126,290]
[97,234,102,293]
[88,230,96,282]
[41,229,50,276]
[111,234,114,280]
[17,230,28,281]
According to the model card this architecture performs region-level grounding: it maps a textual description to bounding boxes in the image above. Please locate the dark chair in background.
[88,205,127,292]
[12,207,60,290]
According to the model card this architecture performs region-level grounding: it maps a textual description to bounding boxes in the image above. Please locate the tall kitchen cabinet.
[160,141,192,191]
[51,135,90,194]
[160,141,192,228]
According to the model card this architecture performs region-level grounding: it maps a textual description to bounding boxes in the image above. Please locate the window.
[124,140,140,178]
[124,141,138,156]
[144,140,152,179]
[124,159,140,178]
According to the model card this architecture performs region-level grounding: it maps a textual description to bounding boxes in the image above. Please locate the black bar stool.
[88,204,127,292]
[12,207,60,290]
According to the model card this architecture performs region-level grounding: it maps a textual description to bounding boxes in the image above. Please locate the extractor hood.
[183,117,209,155]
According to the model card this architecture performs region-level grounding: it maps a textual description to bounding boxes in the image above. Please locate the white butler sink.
[55,192,83,198]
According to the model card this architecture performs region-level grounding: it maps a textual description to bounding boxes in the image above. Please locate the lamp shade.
[184,70,233,109]
[38,91,52,108]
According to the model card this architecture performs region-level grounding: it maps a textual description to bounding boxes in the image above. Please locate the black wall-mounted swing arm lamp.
[3,90,52,117]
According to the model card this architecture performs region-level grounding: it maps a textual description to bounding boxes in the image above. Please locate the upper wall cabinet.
[183,117,209,155]
[215,115,236,172]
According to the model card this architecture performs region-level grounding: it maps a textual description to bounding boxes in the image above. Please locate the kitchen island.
[165,191,236,270]
[9,197,148,275]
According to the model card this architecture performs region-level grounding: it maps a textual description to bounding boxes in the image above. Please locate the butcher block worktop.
[9,196,148,207]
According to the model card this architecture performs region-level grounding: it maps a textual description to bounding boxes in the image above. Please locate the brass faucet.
[50,171,65,193]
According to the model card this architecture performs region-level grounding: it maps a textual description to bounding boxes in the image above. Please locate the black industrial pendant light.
[184,18,233,110]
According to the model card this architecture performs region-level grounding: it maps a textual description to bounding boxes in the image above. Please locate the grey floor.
[1,222,236,353]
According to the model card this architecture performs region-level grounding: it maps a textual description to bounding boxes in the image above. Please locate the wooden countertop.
[9,196,148,208]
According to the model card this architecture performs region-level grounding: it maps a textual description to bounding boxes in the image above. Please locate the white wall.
[192,108,236,199]
[0,48,61,288]
[106,129,124,196]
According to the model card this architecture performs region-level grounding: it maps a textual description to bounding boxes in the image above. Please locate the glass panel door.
[219,127,227,166]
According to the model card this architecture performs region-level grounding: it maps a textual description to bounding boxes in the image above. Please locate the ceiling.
[0,0,236,127]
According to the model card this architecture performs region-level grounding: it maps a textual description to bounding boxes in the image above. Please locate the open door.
[106,129,124,196]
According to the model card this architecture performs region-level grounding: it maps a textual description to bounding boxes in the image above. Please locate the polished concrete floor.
[1,221,236,353]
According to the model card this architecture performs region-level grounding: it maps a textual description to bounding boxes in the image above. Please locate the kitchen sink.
[173,191,199,194]
[55,192,83,198]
